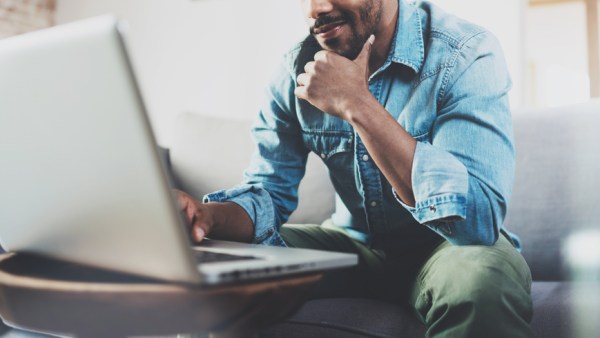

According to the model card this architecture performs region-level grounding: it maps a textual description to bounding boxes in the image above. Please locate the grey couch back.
[504,100,600,281]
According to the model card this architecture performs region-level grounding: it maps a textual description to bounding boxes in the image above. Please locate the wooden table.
[0,253,322,338]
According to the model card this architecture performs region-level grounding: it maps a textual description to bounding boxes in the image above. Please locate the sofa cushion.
[259,298,425,338]
[505,100,600,281]
[530,281,574,338]
[260,282,575,338]
[170,113,335,225]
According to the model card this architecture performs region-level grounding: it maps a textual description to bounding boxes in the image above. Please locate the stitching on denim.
[437,47,460,105]
[253,126,302,136]
[301,131,353,159]
[457,30,487,49]
[437,30,488,106]
[301,129,353,136]
[430,30,461,47]
[388,3,425,73]
[412,131,430,141]
[414,65,448,86]
[255,227,275,243]
[430,28,486,49]
[325,147,352,159]
[415,7,425,69]
[415,194,467,209]
[254,190,277,243]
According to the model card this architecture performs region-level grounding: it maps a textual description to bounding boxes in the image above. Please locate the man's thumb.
[354,34,375,69]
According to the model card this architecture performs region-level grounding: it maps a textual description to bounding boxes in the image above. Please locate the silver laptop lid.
[0,16,201,283]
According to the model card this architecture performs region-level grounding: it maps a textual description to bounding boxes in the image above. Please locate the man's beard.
[310,0,382,59]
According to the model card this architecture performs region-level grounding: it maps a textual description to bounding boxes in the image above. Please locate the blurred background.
[1,2,599,336]
[0,0,598,146]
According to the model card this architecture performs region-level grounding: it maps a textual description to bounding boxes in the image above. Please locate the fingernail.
[368,34,375,44]
[195,228,205,240]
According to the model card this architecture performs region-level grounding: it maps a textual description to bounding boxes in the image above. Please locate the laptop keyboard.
[192,250,260,264]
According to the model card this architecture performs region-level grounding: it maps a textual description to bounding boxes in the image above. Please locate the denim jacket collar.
[389,0,425,73]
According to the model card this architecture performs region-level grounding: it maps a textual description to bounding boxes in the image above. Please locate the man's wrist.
[203,201,227,230]
[205,201,254,242]
[345,93,379,127]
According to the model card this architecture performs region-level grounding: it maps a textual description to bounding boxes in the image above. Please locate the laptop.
[0,15,357,285]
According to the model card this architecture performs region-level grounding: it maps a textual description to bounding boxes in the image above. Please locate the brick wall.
[0,0,56,39]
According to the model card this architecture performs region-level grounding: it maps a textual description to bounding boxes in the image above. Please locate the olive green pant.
[280,221,533,338]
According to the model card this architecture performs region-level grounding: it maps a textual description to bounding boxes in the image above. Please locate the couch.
[169,100,600,338]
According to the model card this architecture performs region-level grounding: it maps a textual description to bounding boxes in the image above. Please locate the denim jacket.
[205,0,516,249]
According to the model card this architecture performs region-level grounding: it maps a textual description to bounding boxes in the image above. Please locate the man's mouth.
[313,21,346,38]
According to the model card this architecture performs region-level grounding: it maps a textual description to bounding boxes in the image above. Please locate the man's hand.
[175,189,214,243]
[295,35,375,120]
[174,189,255,243]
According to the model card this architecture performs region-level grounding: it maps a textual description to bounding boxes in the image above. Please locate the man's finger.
[314,50,330,62]
[304,61,315,74]
[174,190,187,211]
[353,34,375,71]
[186,207,196,224]
[297,73,309,87]
[294,86,307,101]
[192,225,206,242]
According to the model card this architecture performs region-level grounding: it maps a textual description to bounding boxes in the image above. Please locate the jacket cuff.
[394,190,467,224]
[203,185,287,246]
[395,141,469,224]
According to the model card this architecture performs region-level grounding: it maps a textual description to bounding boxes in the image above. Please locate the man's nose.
[305,0,334,19]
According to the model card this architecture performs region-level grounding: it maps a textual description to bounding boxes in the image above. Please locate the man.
[177,0,533,336]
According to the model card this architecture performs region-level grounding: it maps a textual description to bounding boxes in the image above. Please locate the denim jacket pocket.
[302,131,354,163]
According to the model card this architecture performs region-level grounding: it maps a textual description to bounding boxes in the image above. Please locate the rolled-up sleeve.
[204,61,308,246]
[396,31,515,246]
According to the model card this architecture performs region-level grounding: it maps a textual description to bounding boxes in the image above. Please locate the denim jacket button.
[320,153,327,159]
[370,201,377,207]
[362,154,369,162]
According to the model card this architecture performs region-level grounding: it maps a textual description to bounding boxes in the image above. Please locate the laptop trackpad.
[191,249,262,264]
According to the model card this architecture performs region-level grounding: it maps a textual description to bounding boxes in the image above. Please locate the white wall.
[56,0,525,145]
[56,0,308,145]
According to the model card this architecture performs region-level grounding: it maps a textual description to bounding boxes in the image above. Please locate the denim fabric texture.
[204,0,516,249]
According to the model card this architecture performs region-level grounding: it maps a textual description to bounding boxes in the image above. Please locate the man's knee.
[413,241,533,337]
[431,261,530,310]
[420,236,531,291]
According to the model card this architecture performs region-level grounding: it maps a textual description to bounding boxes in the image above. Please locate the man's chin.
[316,38,357,59]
